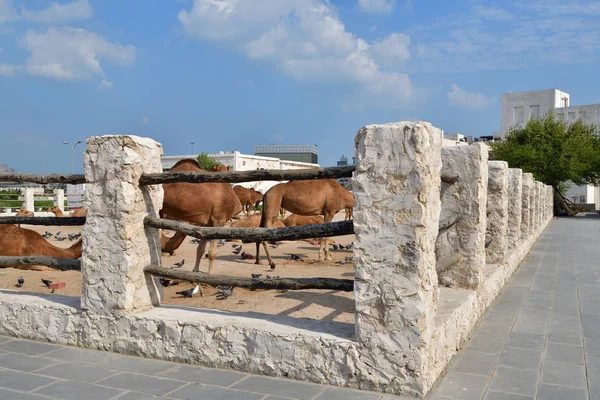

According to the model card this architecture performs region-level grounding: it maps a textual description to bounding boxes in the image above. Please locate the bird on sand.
[173,259,185,268]
[16,277,24,287]
[176,285,199,298]
[41,279,52,288]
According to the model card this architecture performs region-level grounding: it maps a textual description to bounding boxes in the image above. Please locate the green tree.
[491,113,600,193]
[196,152,222,171]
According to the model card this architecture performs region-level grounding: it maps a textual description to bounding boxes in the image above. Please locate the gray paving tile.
[477,321,513,338]
[0,388,50,400]
[536,383,588,400]
[487,366,538,396]
[0,368,57,392]
[463,334,506,355]
[158,364,247,387]
[312,387,382,400]
[452,351,499,376]
[541,360,586,388]
[483,391,533,400]
[506,332,545,350]
[586,355,600,376]
[545,342,584,365]
[548,315,581,331]
[431,371,489,400]
[512,317,547,335]
[231,375,324,399]
[498,347,542,371]
[0,352,58,372]
[0,339,61,356]
[168,383,265,400]
[96,372,187,396]
[100,355,176,375]
[0,336,14,344]
[35,361,118,383]
[44,346,120,365]
[483,311,518,324]
[518,308,550,323]
[35,380,125,400]
[584,341,600,358]
[547,328,582,345]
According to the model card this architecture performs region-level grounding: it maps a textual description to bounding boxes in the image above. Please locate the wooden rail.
[144,265,354,291]
[0,256,81,271]
[139,165,355,185]
[0,173,86,184]
[0,216,86,226]
[145,217,353,241]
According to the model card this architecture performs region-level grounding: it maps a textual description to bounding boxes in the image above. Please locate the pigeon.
[216,285,234,300]
[16,277,24,287]
[232,246,243,255]
[240,252,254,260]
[55,231,61,236]
[332,243,340,250]
[337,260,346,265]
[270,242,279,248]
[176,285,199,298]
[345,243,353,250]
[218,239,226,247]
[232,243,239,248]
[251,273,262,279]
[289,254,301,261]
[41,279,52,288]
[55,236,66,241]
[173,259,185,268]
[190,238,201,244]
[159,277,182,287]
[266,275,271,279]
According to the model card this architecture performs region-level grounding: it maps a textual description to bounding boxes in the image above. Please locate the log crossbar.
[0,256,81,271]
[144,265,354,291]
[0,216,86,226]
[0,173,86,184]
[145,217,354,241]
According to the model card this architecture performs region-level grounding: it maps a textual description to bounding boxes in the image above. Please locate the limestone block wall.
[486,161,509,264]
[436,144,488,289]
[521,173,533,238]
[507,169,523,249]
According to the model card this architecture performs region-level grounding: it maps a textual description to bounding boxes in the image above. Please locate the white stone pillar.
[548,185,554,220]
[534,182,541,231]
[23,188,35,212]
[353,121,441,396]
[507,169,523,249]
[436,144,487,289]
[81,135,164,316]
[486,161,509,264]
[521,173,533,239]
[53,189,65,212]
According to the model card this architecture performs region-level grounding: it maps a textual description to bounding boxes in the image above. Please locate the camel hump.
[170,159,206,171]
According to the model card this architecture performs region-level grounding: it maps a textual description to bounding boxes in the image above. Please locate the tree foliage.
[196,152,222,171]
[490,113,600,190]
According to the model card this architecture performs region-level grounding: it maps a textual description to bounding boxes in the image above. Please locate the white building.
[161,151,320,194]
[441,132,469,147]
[499,88,600,208]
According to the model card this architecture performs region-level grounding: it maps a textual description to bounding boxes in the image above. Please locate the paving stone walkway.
[1,215,597,399]
[430,213,600,400]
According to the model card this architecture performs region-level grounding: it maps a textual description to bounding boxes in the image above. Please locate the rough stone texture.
[547,185,554,220]
[436,144,488,289]
[507,169,523,249]
[534,182,542,232]
[486,161,509,264]
[353,121,441,397]
[54,189,65,212]
[521,173,533,239]
[81,135,164,316]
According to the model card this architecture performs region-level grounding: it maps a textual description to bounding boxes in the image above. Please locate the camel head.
[211,164,230,172]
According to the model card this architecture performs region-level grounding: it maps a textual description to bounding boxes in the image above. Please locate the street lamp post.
[190,142,195,155]
[64,141,83,174]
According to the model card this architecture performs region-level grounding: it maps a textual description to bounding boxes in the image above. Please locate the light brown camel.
[0,224,82,262]
[233,186,264,216]
[256,179,349,266]
[160,230,187,256]
[342,189,354,220]
[211,164,230,172]
[231,214,285,228]
[282,214,324,227]
[16,208,34,216]
[161,159,242,274]
[48,206,87,217]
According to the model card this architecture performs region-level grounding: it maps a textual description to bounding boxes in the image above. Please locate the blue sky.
[1,0,599,173]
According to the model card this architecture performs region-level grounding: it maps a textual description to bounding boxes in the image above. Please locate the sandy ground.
[0,212,356,324]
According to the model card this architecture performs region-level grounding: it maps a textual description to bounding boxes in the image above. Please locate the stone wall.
[0,126,556,399]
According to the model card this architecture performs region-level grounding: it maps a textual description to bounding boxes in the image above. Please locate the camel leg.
[322,213,335,261]
[207,240,218,275]
[193,239,209,272]
[262,242,274,267]
[255,241,261,264]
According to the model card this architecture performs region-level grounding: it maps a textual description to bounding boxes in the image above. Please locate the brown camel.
[282,214,324,227]
[211,164,230,172]
[160,230,187,256]
[256,179,349,265]
[342,190,354,220]
[0,224,82,262]
[161,159,242,274]
[48,206,87,217]
[16,208,34,216]
[233,186,264,216]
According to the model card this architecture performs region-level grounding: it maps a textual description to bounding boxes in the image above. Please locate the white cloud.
[141,116,150,125]
[0,63,18,76]
[20,0,92,24]
[447,84,490,109]
[357,0,395,13]
[474,6,514,21]
[178,0,412,103]
[371,33,410,65]
[0,0,17,23]
[98,79,113,90]
[19,27,135,82]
